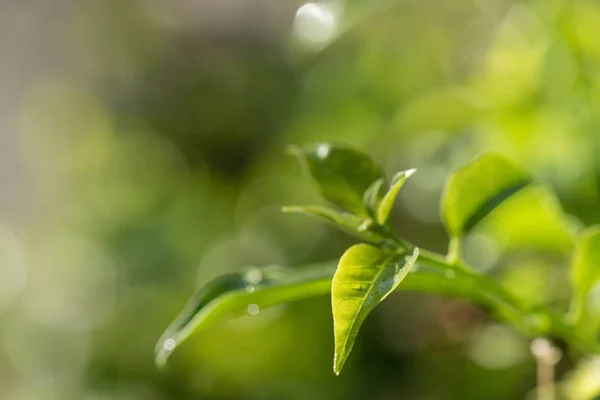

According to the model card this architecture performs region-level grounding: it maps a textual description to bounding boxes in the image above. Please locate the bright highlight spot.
[317,143,330,158]
[293,3,337,44]
[163,338,176,351]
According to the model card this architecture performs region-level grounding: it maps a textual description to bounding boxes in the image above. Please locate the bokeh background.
[1,0,600,398]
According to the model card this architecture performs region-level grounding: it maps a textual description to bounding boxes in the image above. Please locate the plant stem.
[387,234,600,354]
[531,338,562,400]
[537,356,555,400]
[418,248,533,330]
[446,236,461,266]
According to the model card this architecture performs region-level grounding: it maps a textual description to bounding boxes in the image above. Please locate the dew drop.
[245,285,255,293]
[247,304,260,316]
[317,143,330,158]
[245,268,263,285]
[163,338,176,351]
[445,270,456,279]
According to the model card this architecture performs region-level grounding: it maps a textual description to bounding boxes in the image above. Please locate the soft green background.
[1,0,600,399]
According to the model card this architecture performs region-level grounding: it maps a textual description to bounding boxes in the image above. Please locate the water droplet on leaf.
[317,143,330,158]
[247,304,260,316]
[163,338,176,351]
[245,268,263,285]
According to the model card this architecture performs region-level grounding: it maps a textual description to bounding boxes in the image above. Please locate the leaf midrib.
[335,256,395,367]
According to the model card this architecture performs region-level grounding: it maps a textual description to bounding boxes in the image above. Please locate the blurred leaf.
[376,169,416,226]
[363,178,385,219]
[476,184,575,253]
[288,143,384,216]
[441,153,532,238]
[332,244,418,374]
[571,227,600,297]
[570,227,600,330]
[282,205,384,243]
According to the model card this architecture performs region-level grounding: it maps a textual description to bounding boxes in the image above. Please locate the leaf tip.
[154,336,177,371]
[333,354,345,375]
[405,168,417,178]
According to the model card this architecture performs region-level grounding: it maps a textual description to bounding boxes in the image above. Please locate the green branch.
[156,143,600,374]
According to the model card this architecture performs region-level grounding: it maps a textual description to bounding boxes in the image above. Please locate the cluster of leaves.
[156,143,600,375]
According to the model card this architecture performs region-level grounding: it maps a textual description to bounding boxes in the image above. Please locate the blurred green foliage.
[2,0,600,399]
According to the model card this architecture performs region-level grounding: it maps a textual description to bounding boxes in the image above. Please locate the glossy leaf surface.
[332,244,419,374]
[289,143,384,216]
[441,153,532,237]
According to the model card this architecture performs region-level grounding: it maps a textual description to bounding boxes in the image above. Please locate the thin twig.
[531,338,562,400]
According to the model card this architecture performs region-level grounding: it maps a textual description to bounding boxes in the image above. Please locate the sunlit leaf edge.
[441,153,533,237]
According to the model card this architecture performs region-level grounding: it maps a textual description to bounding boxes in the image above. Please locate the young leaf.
[376,169,416,226]
[570,226,600,327]
[288,143,384,216]
[441,153,532,238]
[332,244,419,375]
[282,205,384,243]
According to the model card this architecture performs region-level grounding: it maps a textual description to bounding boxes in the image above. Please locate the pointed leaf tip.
[332,245,419,374]
[405,168,417,178]
[376,168,417,225]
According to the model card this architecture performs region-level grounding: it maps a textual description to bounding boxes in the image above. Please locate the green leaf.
[376,169,416,226]
[332,244,419,374]
[570,226,600,328]
[155,262,336,369]
[289,143,384,216]
[441,153,532,238]
[282,205,384,243]
[156,256,521,372]
[363,178,385,218]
